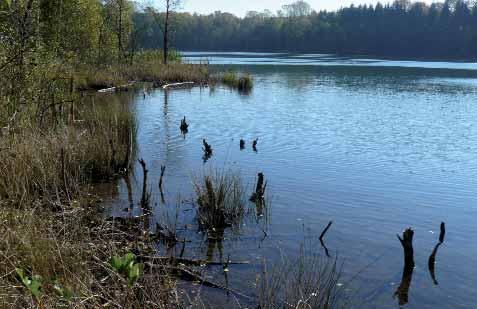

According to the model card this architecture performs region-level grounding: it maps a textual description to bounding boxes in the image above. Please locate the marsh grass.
[0,202,185,308]
[220,71,253,93]
[193,170,248,234]
[75,62,210,91]
[258,244,344,309]
[0,95,136,205]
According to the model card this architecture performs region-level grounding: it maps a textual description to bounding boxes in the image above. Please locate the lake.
[104,53,477,308]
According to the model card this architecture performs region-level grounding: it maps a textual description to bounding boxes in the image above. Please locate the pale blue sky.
[180,0,438,17]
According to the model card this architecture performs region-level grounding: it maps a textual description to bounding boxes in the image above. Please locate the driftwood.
[319,221,333,257]
[159,165,166,190]
[138,159,150,209]
[439,222,446,243]
[162,82,195,90]
[138,255,250,267]
[252,138,258,151]
[98,82,135,93]
[428,222,446,285]
[319,221,333,241]
[250,172,266,203]
[144,261,252,300]
[394,228,414,306]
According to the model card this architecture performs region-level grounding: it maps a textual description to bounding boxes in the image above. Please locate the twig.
[319,221,333,241]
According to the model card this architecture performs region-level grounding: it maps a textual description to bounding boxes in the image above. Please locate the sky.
[179,0,438,17]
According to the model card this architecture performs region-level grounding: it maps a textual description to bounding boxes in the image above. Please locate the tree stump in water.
[250,172,266,203]
[252,138,258,151]
[394,228,415,306]
[180,116,189,132]
[138,159,151,209]
[202,139,213,162]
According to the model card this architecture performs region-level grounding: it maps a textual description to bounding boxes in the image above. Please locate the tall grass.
[0,95,136,206]
[258,244,343,309]
[75,50,209,91]
[193,170,247,233]
[220,71,253,93]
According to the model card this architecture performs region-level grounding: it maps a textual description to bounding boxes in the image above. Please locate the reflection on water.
[103,54,477,308]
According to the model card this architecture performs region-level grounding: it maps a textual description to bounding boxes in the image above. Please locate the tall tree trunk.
[163,0,170,65]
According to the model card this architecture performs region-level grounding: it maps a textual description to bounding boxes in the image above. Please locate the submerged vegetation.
[258,245,343,309]
[221,71,254,93]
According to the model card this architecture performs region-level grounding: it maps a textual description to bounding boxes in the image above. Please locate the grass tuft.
[193,170,247,233]
[220,71,254,93]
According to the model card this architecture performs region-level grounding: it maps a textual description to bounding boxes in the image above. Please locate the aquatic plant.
[238,74,254,92]
[258,243,343,309]
[193,170,247,232]
[220,70,254,92]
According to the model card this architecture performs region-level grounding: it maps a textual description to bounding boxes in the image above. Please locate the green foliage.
[133,0,477,59]
[109,253,143,287]
[15,268,42,301]
[53,280,74,301]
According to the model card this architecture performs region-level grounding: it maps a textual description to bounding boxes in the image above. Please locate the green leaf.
[127,263,143,287]
[123,253,136,266]
[29,276,42,300]
[15,268,42,301]
[53,281,74,301]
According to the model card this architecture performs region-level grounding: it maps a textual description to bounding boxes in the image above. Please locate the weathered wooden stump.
[180,116,189,132]
[250,172,266,203]
[252,138,258,151]
[394,228,414,306]
[240,139,245,150]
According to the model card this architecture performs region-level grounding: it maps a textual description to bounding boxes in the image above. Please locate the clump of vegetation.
[258,244,344,309]
[220,71,254,92]
[109,253,144,287]
[0,95,136,204]
[193,170,247,233]
[0,201,182,308]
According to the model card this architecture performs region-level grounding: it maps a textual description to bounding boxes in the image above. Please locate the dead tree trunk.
[250,172,266,202]
[163,0,170,65]
[394,228,414,306]
[138,159,150,209]
[159,165,166,190]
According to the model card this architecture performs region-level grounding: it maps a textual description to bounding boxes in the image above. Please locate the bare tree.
[146,0,181,64]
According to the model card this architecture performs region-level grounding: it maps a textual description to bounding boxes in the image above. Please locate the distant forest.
[134,0,477,59]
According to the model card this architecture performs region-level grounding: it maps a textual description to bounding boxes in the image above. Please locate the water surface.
[106,53,477,308]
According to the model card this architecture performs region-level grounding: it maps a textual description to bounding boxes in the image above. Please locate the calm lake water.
[105,53,477,308]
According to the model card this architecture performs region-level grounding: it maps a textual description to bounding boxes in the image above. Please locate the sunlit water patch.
[103,54,477,308]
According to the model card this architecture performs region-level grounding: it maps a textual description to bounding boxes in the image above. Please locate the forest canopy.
[134,0,477,59]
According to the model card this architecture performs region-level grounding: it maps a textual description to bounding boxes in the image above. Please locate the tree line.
[134,0,477,59]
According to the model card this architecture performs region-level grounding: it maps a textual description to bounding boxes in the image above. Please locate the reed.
[220,71,253,92]
[258,244,344,309]
[193,170,247,233]
[0,95,136,205]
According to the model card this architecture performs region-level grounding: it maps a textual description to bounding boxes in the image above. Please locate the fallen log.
[98,82,135,93]
[138,255,250,267]
[162,82,195,90]
[144,262,253,300]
